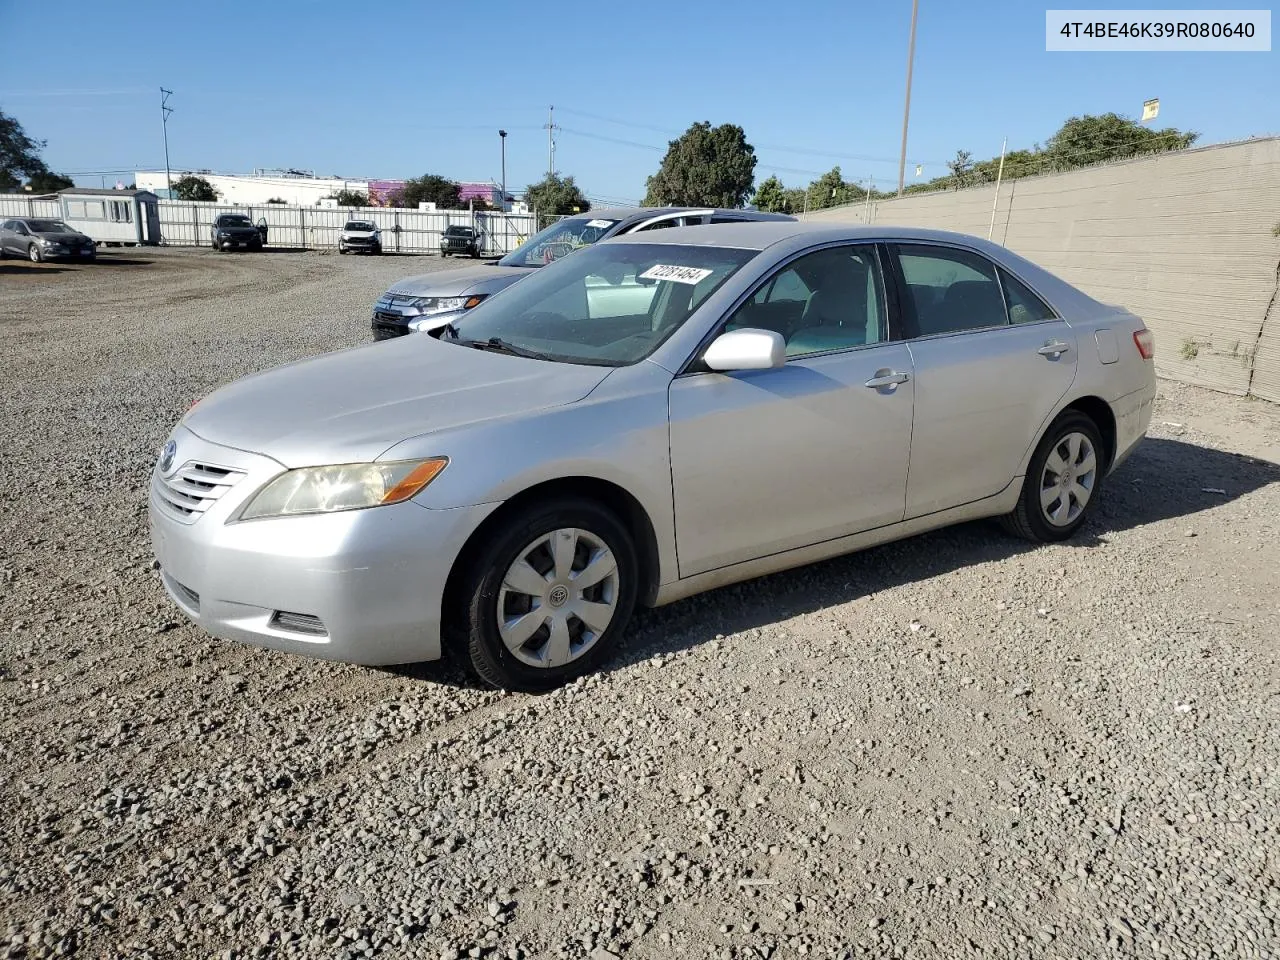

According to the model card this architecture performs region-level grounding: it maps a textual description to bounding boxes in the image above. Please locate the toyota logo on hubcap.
[547,585,569,607]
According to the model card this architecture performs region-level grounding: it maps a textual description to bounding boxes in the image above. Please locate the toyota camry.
[150,223,1155,690]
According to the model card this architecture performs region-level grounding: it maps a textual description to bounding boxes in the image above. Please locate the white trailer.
[57,188,162,245]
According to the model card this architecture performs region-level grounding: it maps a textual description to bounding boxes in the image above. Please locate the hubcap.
[497,528,619,669]
[1040,431,1097,526]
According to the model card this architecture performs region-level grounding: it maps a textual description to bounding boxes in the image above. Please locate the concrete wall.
[805,138,1280,402]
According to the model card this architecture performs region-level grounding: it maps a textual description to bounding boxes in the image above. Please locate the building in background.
[135,170,508,209]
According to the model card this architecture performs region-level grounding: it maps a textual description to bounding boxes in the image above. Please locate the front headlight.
[238,458,448,520]
[415,295,486,315]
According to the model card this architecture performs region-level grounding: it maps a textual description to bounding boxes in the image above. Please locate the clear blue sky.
[0,0,1274,203]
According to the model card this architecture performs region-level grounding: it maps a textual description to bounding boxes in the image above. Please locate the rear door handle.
[864,370,911,389]
[1037,340,1072,357]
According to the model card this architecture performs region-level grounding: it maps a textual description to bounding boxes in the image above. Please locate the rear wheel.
[1001,410,1105,542]
[28,244,42,263]
[457,499,638,691]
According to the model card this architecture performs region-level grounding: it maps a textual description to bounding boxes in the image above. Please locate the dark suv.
[211,214,265,252]
[439,225,481,258]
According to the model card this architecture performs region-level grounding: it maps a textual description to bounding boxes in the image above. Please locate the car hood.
[342,229,378,237]
[35,231,89,242]
[388,264,532,298]
[218,224,258,233]
[182,336,612,467]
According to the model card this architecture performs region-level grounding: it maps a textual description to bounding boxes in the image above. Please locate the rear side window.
[894,244,1008,337]
[999,268,1056,324]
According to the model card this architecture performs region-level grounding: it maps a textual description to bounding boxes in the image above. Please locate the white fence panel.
[0,196,61,219]
[151,200,536,254]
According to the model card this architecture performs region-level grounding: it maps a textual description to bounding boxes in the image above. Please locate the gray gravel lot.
[1,247,1277,959]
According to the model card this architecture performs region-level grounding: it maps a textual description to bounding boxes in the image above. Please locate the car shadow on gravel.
[612,437,1280,668]
[385,438,1279,689]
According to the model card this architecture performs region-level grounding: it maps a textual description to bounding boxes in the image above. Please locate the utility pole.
[160,87,174,198]
[896,0,919,197]
[498,129,507,212]
[543,105,559,181]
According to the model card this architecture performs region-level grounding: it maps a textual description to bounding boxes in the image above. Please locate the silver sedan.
[150,223,1156,690]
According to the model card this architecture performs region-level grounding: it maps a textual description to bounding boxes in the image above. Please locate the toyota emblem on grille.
[159,439,177,474]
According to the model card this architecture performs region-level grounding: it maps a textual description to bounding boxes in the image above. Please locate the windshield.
[219,215,253,227]
[447,242,756,366]
[26,220,71,233]
[497,216,620,268]
[444,226,474,236]
[345,220,375,231]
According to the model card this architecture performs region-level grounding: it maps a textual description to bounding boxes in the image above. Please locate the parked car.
[339,220,382,255]
[0,218,96,262]
[440,224,482,258]
[370,206,794,340]
[211,214,264,252]
[150,223,1156,691]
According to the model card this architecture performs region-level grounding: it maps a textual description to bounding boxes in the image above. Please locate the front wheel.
[1001,410,1105,542]
[28,244,42,263]
[457,500,639,691]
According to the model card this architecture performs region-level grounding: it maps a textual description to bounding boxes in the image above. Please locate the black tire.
[372,244,382,255]
[338,245,347,254]
[456,498,639,691]
[28,244,42,263]
[1001,410,1105,542]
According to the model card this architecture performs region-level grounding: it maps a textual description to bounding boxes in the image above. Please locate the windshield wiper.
[455,336,548,360]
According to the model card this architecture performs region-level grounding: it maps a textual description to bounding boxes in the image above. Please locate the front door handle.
[1037,340,1072,357]
[864,370,911,389]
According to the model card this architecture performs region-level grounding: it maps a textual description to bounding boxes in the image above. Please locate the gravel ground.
[1,247,1277,960]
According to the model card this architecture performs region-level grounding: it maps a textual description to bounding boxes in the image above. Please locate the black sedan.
[211,214,265,251]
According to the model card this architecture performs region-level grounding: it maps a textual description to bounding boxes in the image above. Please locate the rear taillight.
[1133,328,1155,360]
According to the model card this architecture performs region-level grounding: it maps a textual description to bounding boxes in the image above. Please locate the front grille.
[270,611,328,636]
[155,462,245,523]
[162,571,200,612]
[372,312,410,340]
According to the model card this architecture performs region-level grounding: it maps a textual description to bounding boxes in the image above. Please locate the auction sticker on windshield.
[586,219,615,228]
[640,264,714,284]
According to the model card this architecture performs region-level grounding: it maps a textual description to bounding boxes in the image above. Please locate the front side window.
[726,244,887,357]
[894,244,1008,337]
[449,242,755,366]
[497,216,620,268]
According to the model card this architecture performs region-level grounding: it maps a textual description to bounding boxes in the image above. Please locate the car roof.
[601,221,1006,251]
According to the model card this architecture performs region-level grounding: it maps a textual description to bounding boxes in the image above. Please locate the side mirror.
[703,328,786,372]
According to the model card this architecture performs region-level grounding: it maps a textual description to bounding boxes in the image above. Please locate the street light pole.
[160,87,174,198]
[498,129,507,212]
[896,0,919,197]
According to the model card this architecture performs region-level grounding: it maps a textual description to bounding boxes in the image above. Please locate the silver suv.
[370,207,794,340]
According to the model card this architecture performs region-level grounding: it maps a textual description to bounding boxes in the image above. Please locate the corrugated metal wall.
[806,138,1280,402]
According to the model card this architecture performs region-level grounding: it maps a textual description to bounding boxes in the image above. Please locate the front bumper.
[371,308,465,340]
[217,234,261,248]
[43,246,95,260]
[148,426,496,665]
[341,237,381,251]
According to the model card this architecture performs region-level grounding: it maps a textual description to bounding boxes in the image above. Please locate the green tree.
[524,174,590,220]
[265,197,287,204]
[643,121,756,208]
[172,175,218,201]
[1041,113,1197,170]
[805,166,864,210]
[752,175,789,212]
[783,187,807,213]
[1,110,60,192]
[397,174,460,209]
[330,189,369,207]
[24,169,74,193]
[946,150,975,189]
